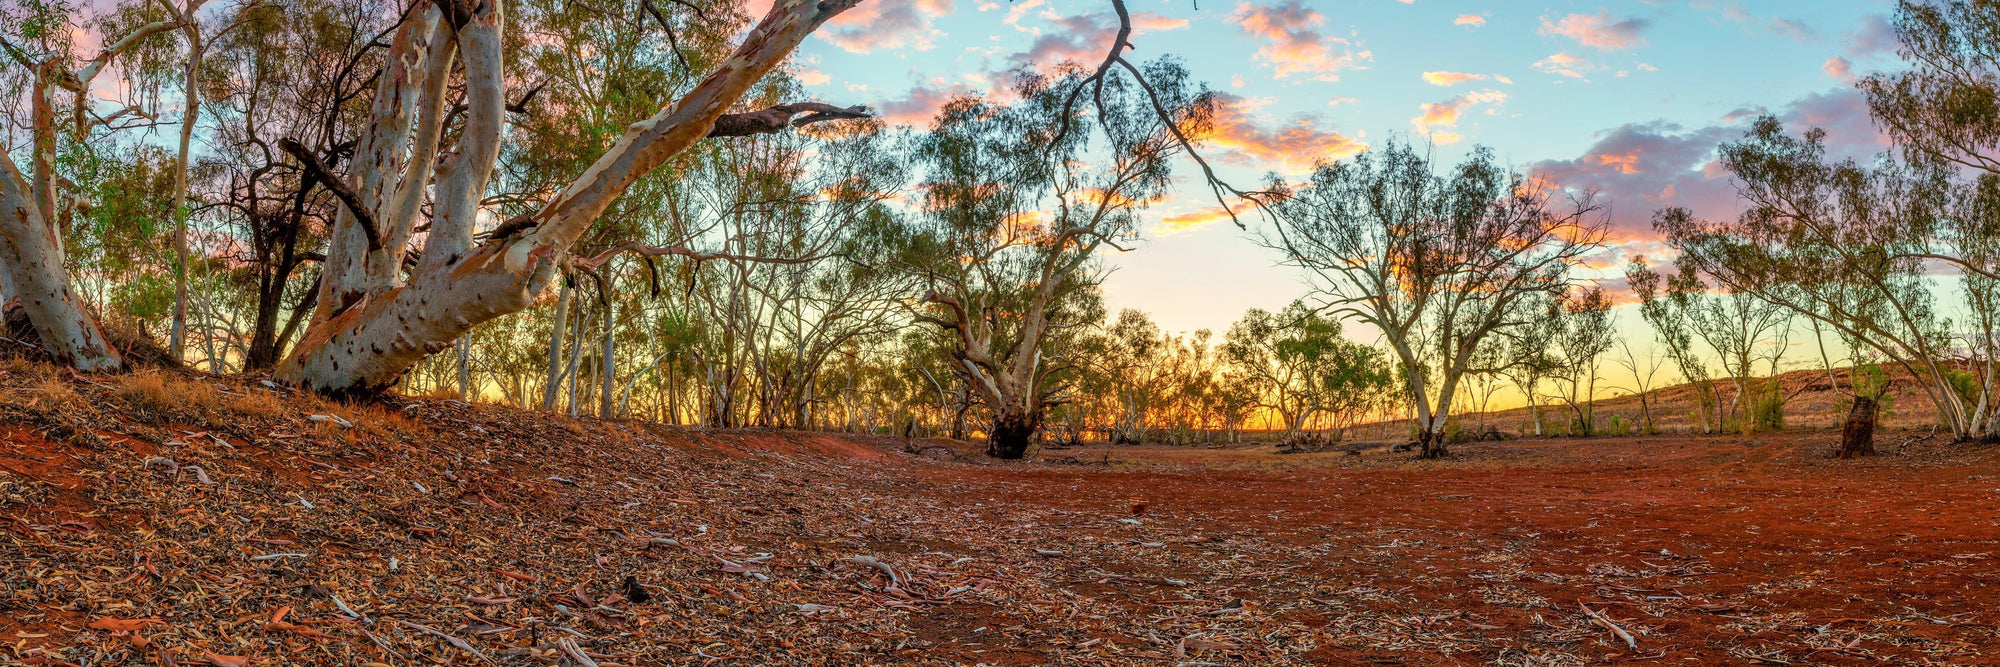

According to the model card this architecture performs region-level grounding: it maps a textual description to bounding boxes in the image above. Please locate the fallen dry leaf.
[88,618,163,632]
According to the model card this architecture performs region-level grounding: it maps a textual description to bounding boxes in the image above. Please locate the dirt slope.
[2,359,1999,665]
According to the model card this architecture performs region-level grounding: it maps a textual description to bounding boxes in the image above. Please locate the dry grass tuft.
[223,390,287,419]
[32,378,78,408]
[115,373,218,421]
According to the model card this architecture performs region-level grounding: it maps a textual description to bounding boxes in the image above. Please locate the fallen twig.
[1581,603,1637,649]
[839,555,903,588]
[400,620,495,664]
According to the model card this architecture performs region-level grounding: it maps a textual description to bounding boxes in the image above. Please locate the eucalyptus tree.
[255,0,873,397]
[1862,0,2000,180]
[1658,117,1985,439]
[0,0,184,370]
[1495,292,1561,436]
[1221,301,1392,442]
[1546,286,1616,435]
[1610,338,1668,435]
[1263,142,1607,457]
[1627,257,1721,433]
[904,59,1208,459]
[198,0,394,370]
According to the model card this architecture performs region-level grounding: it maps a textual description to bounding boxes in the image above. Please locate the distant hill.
[1454,364,1952,437]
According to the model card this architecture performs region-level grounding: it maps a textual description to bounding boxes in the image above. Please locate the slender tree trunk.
[456,334,471,399]
[600,298,615,418]
[168,22,204,362]
[1529,398,1543,436]
[541,280,571,410]
[950,389,970,441]
[565,308,584,417]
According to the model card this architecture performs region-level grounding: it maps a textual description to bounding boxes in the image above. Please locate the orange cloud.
[1454,14,1486,28]
[1538,10,1650,51]
[1823,56,1854,80]
[1199,94,1366,172]
[1422,71,1487,86]
[1229,1,1370,82]
[1594,152,1641,174]
[1411,90,1506,142]
[1154,205,1241,236]
[1533,52,1596,80]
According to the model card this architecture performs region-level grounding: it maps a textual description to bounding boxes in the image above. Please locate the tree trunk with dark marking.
[1839,396,1877,459]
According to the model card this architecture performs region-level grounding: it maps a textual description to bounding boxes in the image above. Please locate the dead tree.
[1839,395,1878,459]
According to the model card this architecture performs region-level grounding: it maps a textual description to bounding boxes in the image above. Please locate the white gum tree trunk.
[0,159,122,371]
[274,0,864,397]
[0,18,176,372]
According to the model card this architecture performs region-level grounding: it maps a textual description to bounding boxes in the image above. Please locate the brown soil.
[2,362,1998,665]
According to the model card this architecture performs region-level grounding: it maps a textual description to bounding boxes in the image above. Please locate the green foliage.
[1222,301,1395,437]
[1748,379,1785,433]
[1603,414,1631,437]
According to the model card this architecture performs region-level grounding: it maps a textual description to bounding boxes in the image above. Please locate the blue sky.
[785,0,1902,339]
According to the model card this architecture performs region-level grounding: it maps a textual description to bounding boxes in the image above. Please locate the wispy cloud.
[1229,1,1371,81]
[1422,71,1487,86]
[1199,93,1366,171]
[1539,10,1650,51]
[1534,52,1597,80]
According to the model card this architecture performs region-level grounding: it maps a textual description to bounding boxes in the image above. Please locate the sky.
[787,0,1901,356]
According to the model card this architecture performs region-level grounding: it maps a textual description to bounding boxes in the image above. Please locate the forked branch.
[277,137,381,252]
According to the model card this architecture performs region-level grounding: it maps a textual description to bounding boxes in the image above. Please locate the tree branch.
[706,102,871,138]
[277,137,381,252]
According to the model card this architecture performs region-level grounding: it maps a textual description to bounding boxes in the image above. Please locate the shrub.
[1603,414,1630,437]
[1748,380,1784,433]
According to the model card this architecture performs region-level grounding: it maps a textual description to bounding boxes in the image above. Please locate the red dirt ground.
[2,367,1998,665]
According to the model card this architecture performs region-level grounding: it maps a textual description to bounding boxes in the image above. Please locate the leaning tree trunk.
[1839,395,1878,459]
[272,0,863,397]
[988,407,1041,459]
[0,159,122,372]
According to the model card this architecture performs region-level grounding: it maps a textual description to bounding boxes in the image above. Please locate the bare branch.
[277,137,381,252]
[706,102,872,138]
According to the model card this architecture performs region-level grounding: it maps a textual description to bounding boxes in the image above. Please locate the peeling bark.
[0,159,121,371]
[276,0,865,396]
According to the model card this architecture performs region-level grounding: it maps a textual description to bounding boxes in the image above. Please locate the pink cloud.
[1822,56,1853,81]
[1529,122,1739,245]
[818,0,954,54]
[1538,10,1650,51]
[1228,1,1370,82]
[1843,14,1897,59]
[1006,11,1189,72]
[1526,89,1888,248]
[874,83,966,125]
[1454,14,1486,28]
